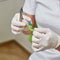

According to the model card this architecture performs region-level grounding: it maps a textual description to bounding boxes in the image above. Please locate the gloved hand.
[11,13,27,35]
[32,28,60,52]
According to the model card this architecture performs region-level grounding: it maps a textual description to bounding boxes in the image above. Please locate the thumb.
[15,13,20,22]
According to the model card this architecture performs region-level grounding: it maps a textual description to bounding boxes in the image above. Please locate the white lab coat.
[23,0,60,60]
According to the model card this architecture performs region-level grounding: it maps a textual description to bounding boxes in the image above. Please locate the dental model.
[22,14,37,42]
[20,8,37,42]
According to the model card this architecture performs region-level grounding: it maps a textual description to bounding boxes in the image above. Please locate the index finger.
[34,28,49,34]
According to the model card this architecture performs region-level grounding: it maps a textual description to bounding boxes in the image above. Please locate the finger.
[22,19,28,24]
[11,24,20,31]
[13,13,20,21]
[32,45,45,52]
[34,28,49,34]
[22,15,32,25]
[33,31,43,38]
[12,20,26,26]
[11,24,24,31]
[12,30,21,35]
[32,43,40,49]
[32,36,40,44]
[23,15,31,22]
[32,46,40,52]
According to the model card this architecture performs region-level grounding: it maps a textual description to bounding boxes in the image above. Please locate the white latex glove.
[11,13,27,35]
[32,28,60,52]
[11,13,32,35]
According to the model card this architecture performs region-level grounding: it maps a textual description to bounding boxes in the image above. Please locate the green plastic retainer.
[28,22,37,43]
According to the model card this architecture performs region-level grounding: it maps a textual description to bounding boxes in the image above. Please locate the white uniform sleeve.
[23,0,36,15]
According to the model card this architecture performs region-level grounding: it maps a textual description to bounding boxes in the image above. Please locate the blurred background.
[0,0,33,60]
